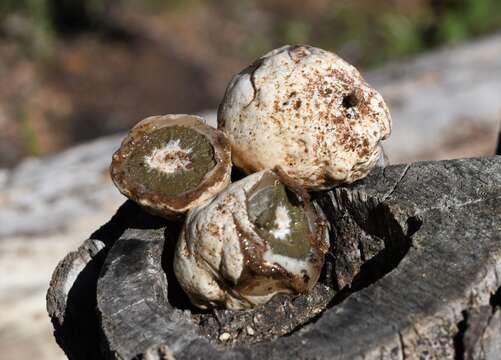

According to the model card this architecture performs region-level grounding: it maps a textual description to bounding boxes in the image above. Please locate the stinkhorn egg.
[110,114,232,219]
[218,44,392,190]
[174,170,329,310]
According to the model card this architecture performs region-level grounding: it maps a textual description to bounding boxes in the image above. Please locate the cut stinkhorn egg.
[110,114,231,219]
[174,170,329,310]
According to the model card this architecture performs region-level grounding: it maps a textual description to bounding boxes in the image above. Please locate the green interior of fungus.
[248,174,312,259]
[126,126,216,197]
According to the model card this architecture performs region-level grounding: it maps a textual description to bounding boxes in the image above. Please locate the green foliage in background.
[275,0,500,66]
[224,0,501,67]
[1,0,501,66]
[0,0,54,57]
[18,109,41,156]
[438,0,501,45]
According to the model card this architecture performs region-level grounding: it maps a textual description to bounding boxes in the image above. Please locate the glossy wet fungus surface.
[248,178,312,260]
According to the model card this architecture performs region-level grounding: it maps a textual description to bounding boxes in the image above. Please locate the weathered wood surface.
[462,305,501,359]
[46,201,140,360]
[47,156,501,359]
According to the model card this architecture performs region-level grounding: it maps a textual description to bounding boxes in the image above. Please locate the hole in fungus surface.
[160,182,420,348]
[342,91,360,109]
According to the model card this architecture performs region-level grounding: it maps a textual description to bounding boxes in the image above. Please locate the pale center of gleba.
[270,204,291,240]
[144,139,193,175]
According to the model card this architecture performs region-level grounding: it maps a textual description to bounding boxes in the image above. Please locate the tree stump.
[47,157,501,359]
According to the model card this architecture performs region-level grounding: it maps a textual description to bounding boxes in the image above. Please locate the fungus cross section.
[126,126,216,197]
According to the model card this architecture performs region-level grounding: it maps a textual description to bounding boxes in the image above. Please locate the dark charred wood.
[47,157,501,359]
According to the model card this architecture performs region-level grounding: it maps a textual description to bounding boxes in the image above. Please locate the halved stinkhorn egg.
[174,170,329,310]
[110,114,232,219]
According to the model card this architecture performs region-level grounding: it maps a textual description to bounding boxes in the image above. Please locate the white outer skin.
[173,170,323,310]
[218,45,392,190]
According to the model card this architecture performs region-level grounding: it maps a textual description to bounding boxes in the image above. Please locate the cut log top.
[47,156,501,359]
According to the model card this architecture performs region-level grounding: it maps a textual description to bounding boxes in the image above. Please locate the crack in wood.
[381,164,410,202]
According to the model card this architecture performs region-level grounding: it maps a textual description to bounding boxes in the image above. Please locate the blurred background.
[0,0,500,359]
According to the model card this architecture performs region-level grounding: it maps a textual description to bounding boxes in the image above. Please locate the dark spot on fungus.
[342,91,360,109]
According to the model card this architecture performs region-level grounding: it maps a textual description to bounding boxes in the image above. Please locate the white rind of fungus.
[218,45,392,190]
[144,139,192,174]
[262,250,310,277]
[270,204,291,240]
